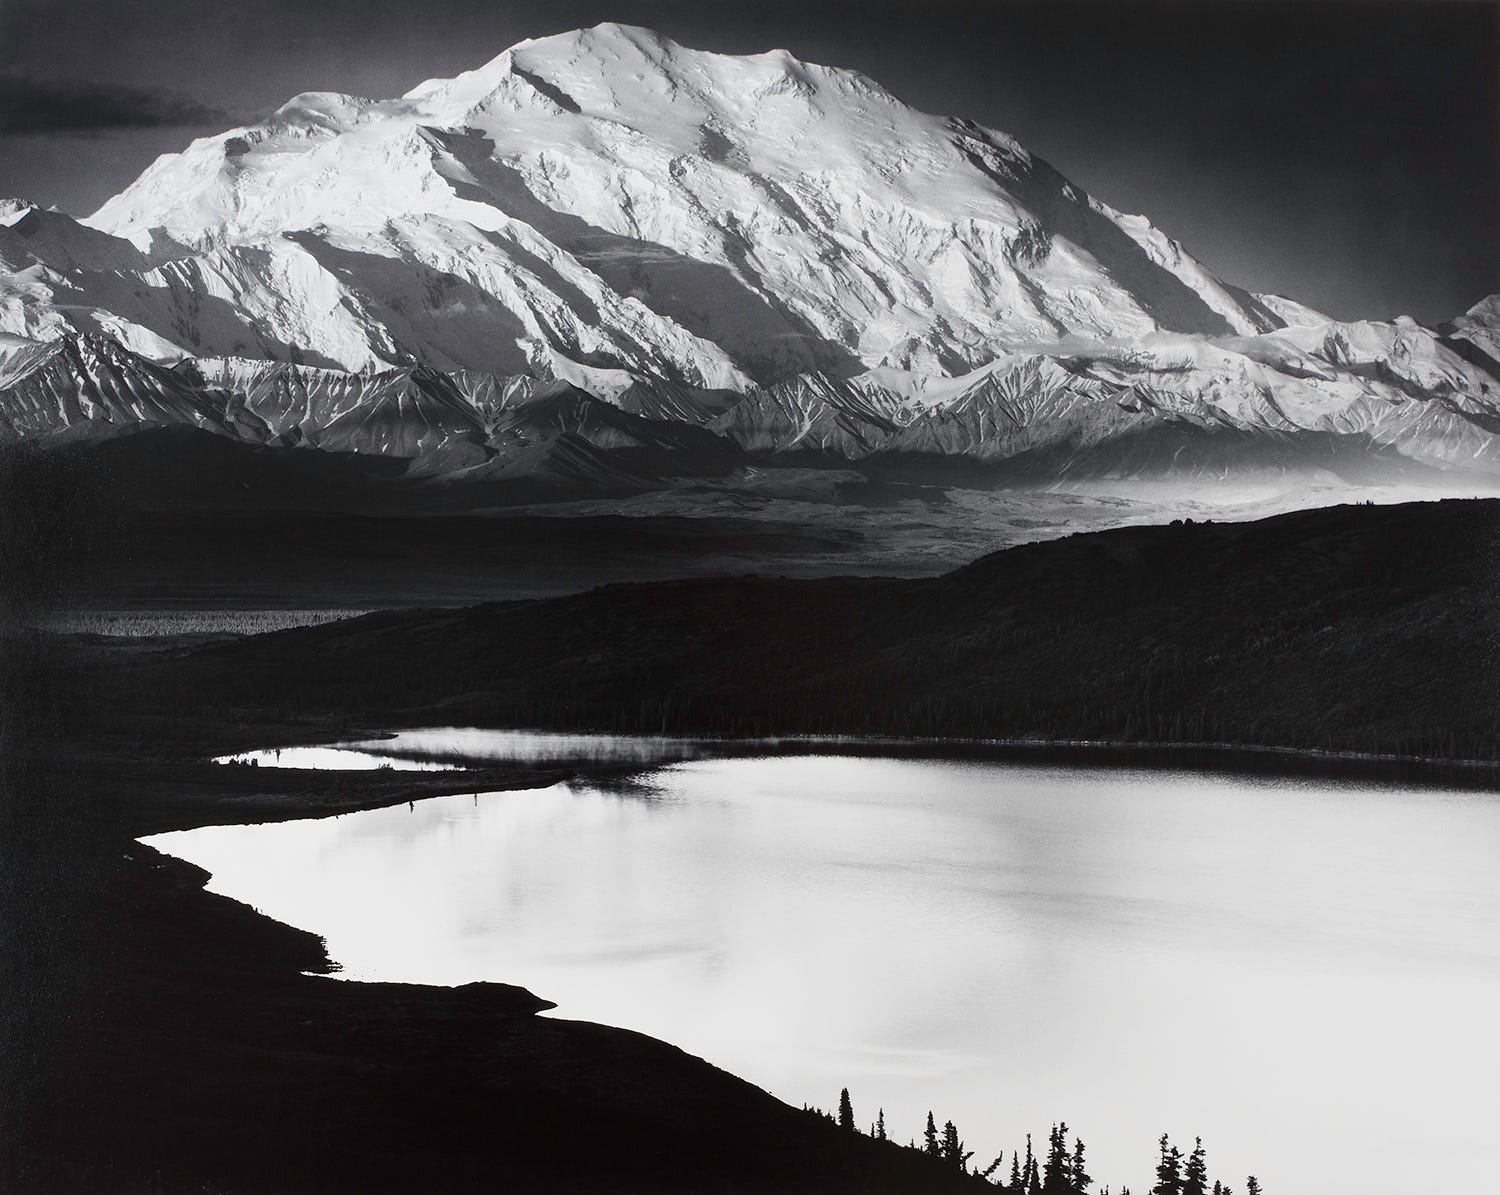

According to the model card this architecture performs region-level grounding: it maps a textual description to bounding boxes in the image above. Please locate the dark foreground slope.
[0,643,989,1195]
[139,498,1500,766]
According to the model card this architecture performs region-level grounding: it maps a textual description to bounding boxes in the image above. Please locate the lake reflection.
[214,746,463,770]
[216,727,778,770]
[145,753,1500,1194]
[340,726,738,765]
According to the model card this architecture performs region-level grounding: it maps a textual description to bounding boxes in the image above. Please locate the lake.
[145,740,1500,1193]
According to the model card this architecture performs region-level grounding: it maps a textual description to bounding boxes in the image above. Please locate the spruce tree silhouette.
[1042,1123,1072,1193]
[940,1120,973,1171]
[837,1087,855,1133]
[1183,1138,1208,1195]
[874,1107,886,1140]
[1153,1134,1183,1195]
[1071,1135,1092,1195]
[1010,1151,1023,1191]
[1246,1178,1262,1195]
[924,1111,940,1155]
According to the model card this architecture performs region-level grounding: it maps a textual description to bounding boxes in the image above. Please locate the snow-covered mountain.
[78,22,1295,378]
[2,23,1499,495]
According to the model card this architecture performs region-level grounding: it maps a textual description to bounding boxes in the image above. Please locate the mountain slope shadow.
[428,126,865,383]
[951,122,1278,337]
[283,232,536,375]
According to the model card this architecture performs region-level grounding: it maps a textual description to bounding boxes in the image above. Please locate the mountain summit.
[2,26,1498,492]
[33,24,1291,383]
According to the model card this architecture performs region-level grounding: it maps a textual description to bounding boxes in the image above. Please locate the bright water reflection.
[214,747,462,771]
[217,727,769,770]
[146,753,1500,1194]
[339,726,738,765]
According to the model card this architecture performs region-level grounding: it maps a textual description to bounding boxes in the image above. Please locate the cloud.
[0,73,233,134]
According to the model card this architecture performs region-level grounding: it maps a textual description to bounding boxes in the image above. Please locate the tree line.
[812,1088,1264,1195]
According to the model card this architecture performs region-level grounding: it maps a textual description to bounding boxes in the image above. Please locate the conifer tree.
[924,1111,940,1156]
[1153,1134,1183,1195]
[838,1088,855,1133]
[940,1120,973,1171]
[1245,1178,1261,1195]
[981,1153,1005,1182]
[1024,1133,1036,1188]
[1010,1151,1023,1191]
[1071,1136,1092,1195]
[1043,1123,1072,1194]
[874,1107,886,1141]
[1183,1138,1207,1195]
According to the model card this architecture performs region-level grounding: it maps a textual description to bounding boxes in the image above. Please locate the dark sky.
[1,0,1495,323]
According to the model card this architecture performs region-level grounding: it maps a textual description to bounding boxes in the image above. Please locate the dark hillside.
[130,499,1500,763]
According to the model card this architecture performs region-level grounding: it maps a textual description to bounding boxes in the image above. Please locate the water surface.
[215,746,462,770]
[215,727,824,770]
[146,747,1500,1193]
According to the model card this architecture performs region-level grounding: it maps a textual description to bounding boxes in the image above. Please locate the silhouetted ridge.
[127,499,1500,766]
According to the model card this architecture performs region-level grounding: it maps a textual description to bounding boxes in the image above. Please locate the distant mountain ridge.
[4,315,1500,502]
[2,24,1499,497]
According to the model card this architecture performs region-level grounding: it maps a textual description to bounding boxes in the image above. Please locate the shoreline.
[131,723,1500,1193]
[4,731,986,1193]
[197,722,1500,800]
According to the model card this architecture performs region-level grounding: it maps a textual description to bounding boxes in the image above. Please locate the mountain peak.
[269,91,381,130]
[0,198,39,228]
[559,21,676,50]
[1463,294,1500,325]
[397,23,898,132]
[40,29,1360,388]
[402,23,677,107]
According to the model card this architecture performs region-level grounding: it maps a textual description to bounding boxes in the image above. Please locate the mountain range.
[3,23,1499,505]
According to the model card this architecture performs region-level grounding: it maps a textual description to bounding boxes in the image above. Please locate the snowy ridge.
[184,356,491,458]
[5,319,1499,486]
[1,24,1499,489]
[0,334,266,444]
